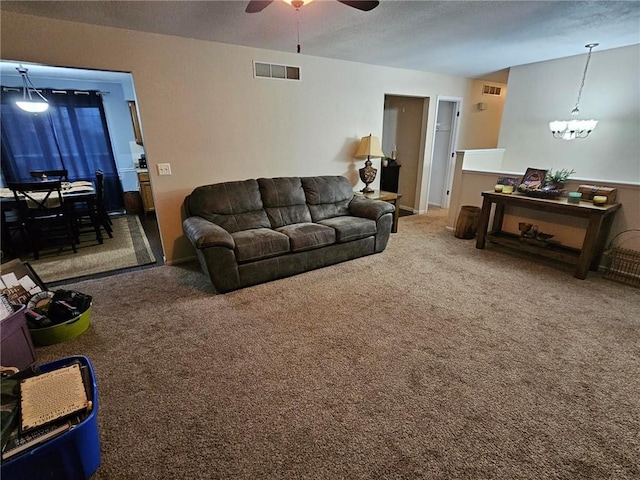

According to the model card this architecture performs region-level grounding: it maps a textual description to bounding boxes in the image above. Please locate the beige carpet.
[33,211,640,479]
[29,215,155,284]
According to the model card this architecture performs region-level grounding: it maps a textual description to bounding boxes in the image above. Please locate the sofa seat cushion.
[318,216,376,243]
[276,222,336,253]
[231,228,290,262]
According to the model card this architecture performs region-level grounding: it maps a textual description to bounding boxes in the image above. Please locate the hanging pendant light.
[549,43,599,140]
[16,66,49,113]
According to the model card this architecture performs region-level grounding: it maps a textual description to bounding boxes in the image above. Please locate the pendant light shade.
[16,66,49,113]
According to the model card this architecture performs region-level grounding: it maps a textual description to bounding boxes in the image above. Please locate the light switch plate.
[157,163,172,176]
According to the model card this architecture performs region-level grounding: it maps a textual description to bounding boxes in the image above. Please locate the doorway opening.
[0,60,164,282]
[382,94,461,219]
[382,95,429,215]
[428,97,462,211]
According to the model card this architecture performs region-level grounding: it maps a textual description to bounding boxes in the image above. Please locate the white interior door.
[428,98,461,209]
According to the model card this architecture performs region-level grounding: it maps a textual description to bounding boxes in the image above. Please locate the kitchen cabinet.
[137,170,155,213]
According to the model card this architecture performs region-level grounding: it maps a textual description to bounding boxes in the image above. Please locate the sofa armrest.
[348,196,394,220]
[183,216,235,249]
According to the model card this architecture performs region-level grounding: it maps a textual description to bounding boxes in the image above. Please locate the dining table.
[0,181,104,248]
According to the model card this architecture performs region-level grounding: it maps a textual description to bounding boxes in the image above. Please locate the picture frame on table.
[520,168,548,190]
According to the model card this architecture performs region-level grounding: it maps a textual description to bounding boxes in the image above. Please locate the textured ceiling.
[2,0,639,80]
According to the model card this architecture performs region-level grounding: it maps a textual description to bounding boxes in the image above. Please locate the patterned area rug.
[29,215,156,283]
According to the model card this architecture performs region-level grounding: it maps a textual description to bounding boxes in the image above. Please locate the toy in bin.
[26,290,93,346]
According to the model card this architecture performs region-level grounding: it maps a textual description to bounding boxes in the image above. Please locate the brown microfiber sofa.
[183,175,394,293]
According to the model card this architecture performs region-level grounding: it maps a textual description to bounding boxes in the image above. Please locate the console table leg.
[476,198,492,249]
[492,203,505,233]
[589,212,615,271]
[575,214,604,279]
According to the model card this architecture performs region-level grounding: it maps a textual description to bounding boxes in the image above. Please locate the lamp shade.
[355,135,385,159]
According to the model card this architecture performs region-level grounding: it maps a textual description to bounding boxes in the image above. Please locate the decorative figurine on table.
[519,223,556,245]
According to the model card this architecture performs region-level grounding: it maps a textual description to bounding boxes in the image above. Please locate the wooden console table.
[476,191,621,279]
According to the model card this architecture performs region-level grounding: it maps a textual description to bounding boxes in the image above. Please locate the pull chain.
[296,13,301,53]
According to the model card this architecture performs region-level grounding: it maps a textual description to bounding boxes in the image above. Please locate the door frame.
[383,94,431,215]
[428,95,463,210]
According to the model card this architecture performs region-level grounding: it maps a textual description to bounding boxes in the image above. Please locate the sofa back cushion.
[258,177,312,228]
[186,179,270,233]
[302,176,353,221]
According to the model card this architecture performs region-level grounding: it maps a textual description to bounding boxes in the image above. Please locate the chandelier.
[549,43,598,140]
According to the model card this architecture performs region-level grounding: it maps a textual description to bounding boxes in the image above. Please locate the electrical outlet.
[157,163,172,176]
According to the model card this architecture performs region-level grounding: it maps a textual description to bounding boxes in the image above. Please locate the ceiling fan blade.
[245,1,274,13]
[337,1,379,12]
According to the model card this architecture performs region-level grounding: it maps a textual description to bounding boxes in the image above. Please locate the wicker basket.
[602,230,640,288]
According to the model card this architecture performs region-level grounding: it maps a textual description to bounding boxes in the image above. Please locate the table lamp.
[355,134,385,193]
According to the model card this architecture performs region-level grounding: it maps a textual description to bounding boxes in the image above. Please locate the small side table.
[355,190,403,233]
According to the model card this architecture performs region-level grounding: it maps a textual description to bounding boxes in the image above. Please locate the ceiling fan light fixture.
[246,0,378,13]
[282,0,313,9]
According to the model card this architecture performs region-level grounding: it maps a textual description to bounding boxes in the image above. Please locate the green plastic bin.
[28,306,91,346]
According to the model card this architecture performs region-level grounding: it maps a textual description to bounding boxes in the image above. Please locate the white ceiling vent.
[482,84,502,96]
[254,61,300,81]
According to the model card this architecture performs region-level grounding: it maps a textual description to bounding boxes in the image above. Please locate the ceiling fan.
[245,1,379,14]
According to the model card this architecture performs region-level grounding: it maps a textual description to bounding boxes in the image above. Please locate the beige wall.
[1,10,490,263]
[461,79,507,149]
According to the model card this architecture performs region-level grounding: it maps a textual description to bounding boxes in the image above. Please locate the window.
[1,88,124,211]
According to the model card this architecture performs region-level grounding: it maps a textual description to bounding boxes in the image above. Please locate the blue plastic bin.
[1,355,100,480]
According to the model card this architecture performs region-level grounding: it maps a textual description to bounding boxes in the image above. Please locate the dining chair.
[7,181,78,260]
[71,171,113,239]
[29,169,69,182]
[95,171,113,231]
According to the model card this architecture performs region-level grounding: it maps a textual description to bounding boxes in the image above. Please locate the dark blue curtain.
[1,88,124,211]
